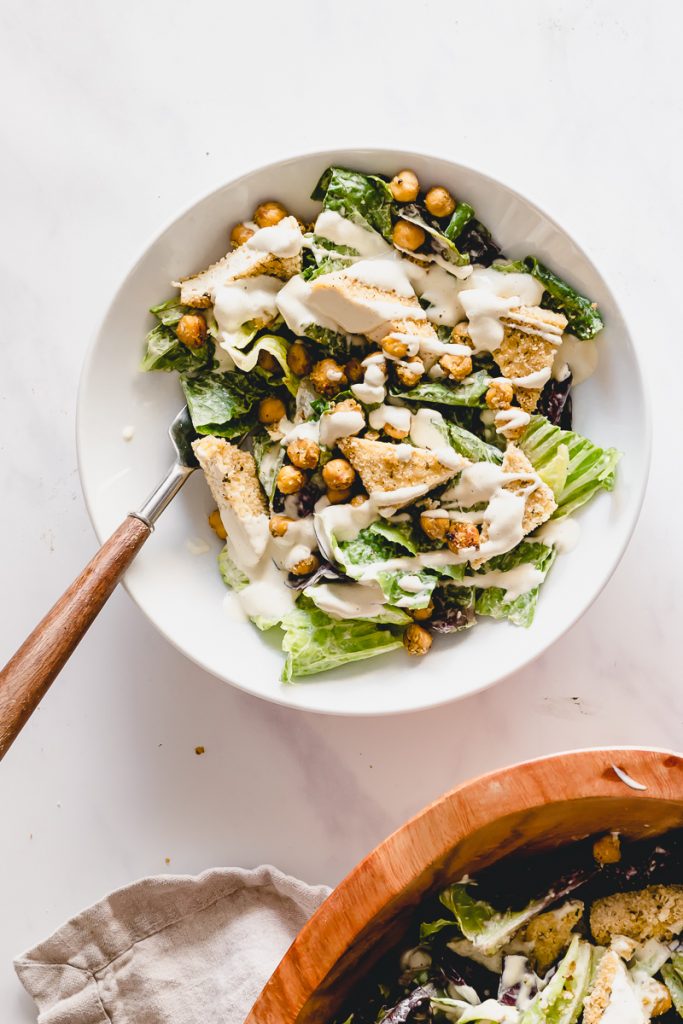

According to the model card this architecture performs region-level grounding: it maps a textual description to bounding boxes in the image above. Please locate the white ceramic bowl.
[77,148,650,716]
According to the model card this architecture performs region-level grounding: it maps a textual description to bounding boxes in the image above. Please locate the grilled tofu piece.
[192,437,268,521]
[495,305,568,411]
[337,436,463,512]
[590,885,683,946]
[522,900,584,974]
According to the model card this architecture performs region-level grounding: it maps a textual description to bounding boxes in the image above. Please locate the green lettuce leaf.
[662,952,683,1015]
[376,569,438,610]
[141,322,212,374]
[223,334,298,396]
[394,370,491,408]
[445,421,503,464]
[218,545,248,592]
[149,296,190,326]
[473,541,556,628]
[280,600,402,681]
[181,368,269,437]
[303,322,353,361]
[518,936,593,1024]
[431,998,518,1022]
[437,883,549,956]
[251,429,285,504]
[312,166,394,239]
[494,259,604,339]
[520,415,620,517]
[397,203,469,266]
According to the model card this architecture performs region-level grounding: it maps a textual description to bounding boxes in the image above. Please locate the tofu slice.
[176,217,303,308]
[590,885,683,946]
[583,951,643,1024]
[495,305,568,411]
[337,436,460,511]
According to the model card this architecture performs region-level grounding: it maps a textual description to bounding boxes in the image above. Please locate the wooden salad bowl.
[247,747,683,1024]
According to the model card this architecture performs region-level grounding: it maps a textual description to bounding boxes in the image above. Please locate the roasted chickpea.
[403,623,433,656]
[389,169,420,203]
[383,421,410,440]
[439,353,472,382]
[326,487,353,505]
[289,553,320,576]
[176,313,207,350]
[649,982,673,1018]
[257,348,279,373]
[230,222,255,247]
[276,465,306,494]
[333,396,363,415]
[350,493,369,507]
[287,438,320,470]
[395,361,424,388]
[254,201,287,228]
[420,512,449,541]
[287,340,312,377]
[446,521,480,553]
[269,514,293,538]
[208,509,226,540]
[593,834,621,866]
[345,357,364,384]
[425,186,456,218]
[392,219,426,251]
[310,358,348,397]
[322,458,356,490]
[485,379,514,411]
[452,321,470,341]
[381,335,409,359]
[258,396,287,425]
[412,600,435,622]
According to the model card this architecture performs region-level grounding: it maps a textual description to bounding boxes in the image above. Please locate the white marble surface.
[1,0,681,1018]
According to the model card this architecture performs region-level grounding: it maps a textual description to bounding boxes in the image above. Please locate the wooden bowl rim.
[247,746,682,1024]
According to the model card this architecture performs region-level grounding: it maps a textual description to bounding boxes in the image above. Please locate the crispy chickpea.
[412,600,435,622]
[345,357,364,384]
[649,982,672,1018]
[333,397,363,415]
[176,313,207,350]
[384,421,410,440]
[446,521,480,553]
[230,222,255,248]
[403,623,433,656]
[322,458,356,490]
[452,321,470,341]
[269,514,293,538]
[310,358,348,397]
[381,335,409,359]
[287,340,312,377]
[420,512,449,541]
[364,429,380,441]
[326,486,353,505]
[440,353,473,382]
[350,493,369,507]
[290,553,320,576]
[208,509,226,540]
[254,201,287,228]
[287,438,320,470]
[276,465,305,494]
[258,396,287,425]
[593,833,621,866]
[388,169,420,203]
[392,219,426,251]
[425,186,456,218]
[395,361,424,388]
[485,379,514,411]
[257,348,280,373]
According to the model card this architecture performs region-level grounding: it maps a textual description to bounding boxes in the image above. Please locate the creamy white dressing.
[397,574,427,593]
[319,409,365,447]
[213,275,282,334]
[276,274,339,335]
[405,261,469,325]
[351,356,387,405]
[507,367,552,389]
[495,408,531,438]
[601,959,647,1024]
[369,404,411,433]
[281,420,320,445]
[460,289,518,352]
[473,267,544,305]
[462,563,544,599]
[552,334,599,384]
[246,218,303,258]
[306,581,388,619]
[532,516,580,554]
[340,258,415,295]
[371,483,431,508]
[121,424,135,441]
[313,210,391,257]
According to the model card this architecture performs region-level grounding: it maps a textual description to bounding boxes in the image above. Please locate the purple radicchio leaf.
[429,585,477,634]
[537,373,573,428]
[284,560,350,590]
[497,957,540,1006]
[379,986,435,1024]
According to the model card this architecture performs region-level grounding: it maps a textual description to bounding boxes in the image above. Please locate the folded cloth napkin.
[15,865,331,1024]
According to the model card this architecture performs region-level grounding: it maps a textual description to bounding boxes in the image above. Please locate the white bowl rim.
[76,146,652,716]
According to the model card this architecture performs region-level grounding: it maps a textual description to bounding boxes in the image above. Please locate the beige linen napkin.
[15,865,331,1024]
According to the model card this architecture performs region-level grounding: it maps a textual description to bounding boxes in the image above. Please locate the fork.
[0,408,198,761]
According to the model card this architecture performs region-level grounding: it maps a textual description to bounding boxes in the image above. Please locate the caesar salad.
[331,830,683,1024]
[141,165,620,682]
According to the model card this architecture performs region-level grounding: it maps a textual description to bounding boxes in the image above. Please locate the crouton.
[176,217,302,307]
[590,885,683,946]
[337,437,465,511]
[593,833,622,866]
[522,900,584,974]
[495,306,567,412]
[192,436,267,519]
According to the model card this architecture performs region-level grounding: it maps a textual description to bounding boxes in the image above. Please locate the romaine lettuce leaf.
[473,541,556,628]
[280,600,402,681]
[436,883,550,956]
[218,545,248,591]
[303,322,353,361]
[430,582,477,633]
[302,237,358,282]
[252,429,285,504]
[431,997,516,1022]
[494,259,604,339]
[394,370,491,408]
[376,569,438,610]
[223,334,298,396]
[181,368,269,437]
[520,415,620,517]
[518,936,592,1024]
[312,166,394,239]
[662,952,683,1015]
[396,203,469,267]
[445,421,504,464]
[149,297,190,326]
[141,322,212,374]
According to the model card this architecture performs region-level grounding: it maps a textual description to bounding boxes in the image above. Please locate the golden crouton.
[590,885,683,946]
[176,216,302,307]
[593,833,622,866]
[192,436,267,519]
[338,437,463,509]
[522,900,584,974]
[495,306,567,412]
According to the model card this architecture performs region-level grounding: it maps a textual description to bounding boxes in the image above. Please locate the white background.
[1,1,681,1018]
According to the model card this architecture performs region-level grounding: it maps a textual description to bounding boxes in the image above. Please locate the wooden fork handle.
[0,515,151,760]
